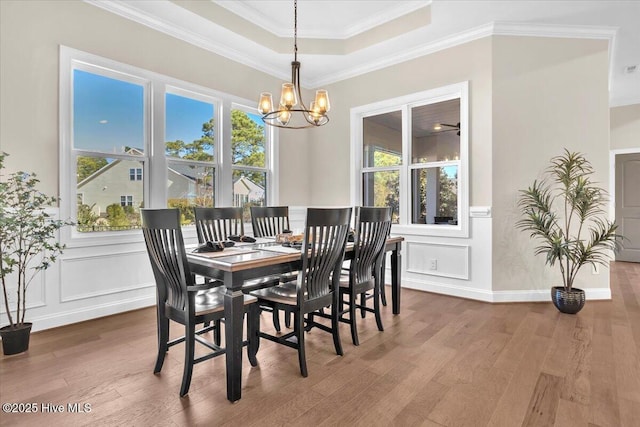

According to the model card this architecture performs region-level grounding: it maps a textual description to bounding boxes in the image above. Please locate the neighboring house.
[233,175,265,206]
[77,149,211,215]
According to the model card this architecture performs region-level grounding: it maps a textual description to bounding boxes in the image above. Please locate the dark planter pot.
[551,286,585,314]
[0,323,32,355]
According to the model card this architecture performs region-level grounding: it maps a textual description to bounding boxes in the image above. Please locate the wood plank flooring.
[1,261,639,426]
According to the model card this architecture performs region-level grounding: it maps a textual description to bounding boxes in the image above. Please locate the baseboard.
[391,276,612,303]
[27,295,156,332]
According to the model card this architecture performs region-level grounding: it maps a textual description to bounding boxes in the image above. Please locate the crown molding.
[309,21,618,87]
[213,0,430,40]
[85,0,289,81]
[86,1,621,96]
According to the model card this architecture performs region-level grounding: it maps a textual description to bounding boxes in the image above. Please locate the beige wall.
[611,104,640,150]
[311,37,493,206]
[0,0,309,204]
[491,36,611,292]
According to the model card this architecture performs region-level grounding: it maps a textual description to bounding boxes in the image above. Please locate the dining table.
[186,235,404,402]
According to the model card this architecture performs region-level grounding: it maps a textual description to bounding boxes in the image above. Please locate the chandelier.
[257,0,330,129]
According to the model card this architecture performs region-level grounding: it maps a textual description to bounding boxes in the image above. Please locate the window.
[120,195,133,206]
[231,107,268,222]
[129,168,142,181]
[165,90,217,225]
[60,47,275,242]
[352,82,468,237]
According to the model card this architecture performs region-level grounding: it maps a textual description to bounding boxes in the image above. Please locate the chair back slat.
[141,209,192,312]
[299,208,352,303]
[194,207,244,243]
[250,206,290,238]
[351,207,392,286]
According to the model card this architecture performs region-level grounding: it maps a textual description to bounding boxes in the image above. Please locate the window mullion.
[400,105,411,225]
[149,81,166,209]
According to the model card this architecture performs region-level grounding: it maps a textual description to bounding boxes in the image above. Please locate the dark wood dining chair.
[250,206,290,238]
[249,207,352,377]
[250,205,297,331]
[336,206,392,346]
[194,207,283,330]
[194,206,244,243]
[141,208,259,397]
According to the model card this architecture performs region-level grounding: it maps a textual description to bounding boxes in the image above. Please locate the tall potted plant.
[0,152,73,354]
[517,149,622,314]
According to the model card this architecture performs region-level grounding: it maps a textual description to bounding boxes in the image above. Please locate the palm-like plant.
[517,149,622,291]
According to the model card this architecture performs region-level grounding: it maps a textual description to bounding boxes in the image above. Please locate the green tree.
[77,203,100,231]
[232,110,265,167]
[372,151,400,222]
[106,204,129,228]
[438,168,457,218]
[165,119,215,161]
[77,157,108,182]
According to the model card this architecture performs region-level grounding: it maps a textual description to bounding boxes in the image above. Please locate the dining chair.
[194,206,244,243]
[141,208,259,397]
[250,206,291,238]
[249,207,352,377]
[194,207,284,330]
[250,205,297,331]
[337,206,392,346]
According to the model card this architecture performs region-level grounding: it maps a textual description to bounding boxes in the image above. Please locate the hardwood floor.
[1,262,639,426]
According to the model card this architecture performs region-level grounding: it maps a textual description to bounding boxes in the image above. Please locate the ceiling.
[90,0,640,107]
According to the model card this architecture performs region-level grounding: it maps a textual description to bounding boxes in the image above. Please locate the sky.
[73,69,263,155]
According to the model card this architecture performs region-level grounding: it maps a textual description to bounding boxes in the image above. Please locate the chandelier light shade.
[258,0,330,129]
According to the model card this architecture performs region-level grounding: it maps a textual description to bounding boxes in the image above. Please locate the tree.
[77,203,100,231]
[371,151,400,221]
[106,204,129,228]
[438,168,457,218]
[77,157,108,182]
[165,119,214,161]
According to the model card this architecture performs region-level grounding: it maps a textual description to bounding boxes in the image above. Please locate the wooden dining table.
[187,235,404,402]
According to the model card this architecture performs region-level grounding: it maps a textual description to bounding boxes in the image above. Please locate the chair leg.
[272,308,281,332]
[295,312,308,377]
[180,322,196,397]
[360,292,367,318]
[285,309,292,329]
[380,258,387,306]
[349,292,360,346]
[374,283,384,332]
[331,302,344,356]
[213,319,221,346]
[154,315,169,373]
[247,304,259,366]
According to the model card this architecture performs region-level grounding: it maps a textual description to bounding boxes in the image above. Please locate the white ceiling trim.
[309,22,617,88]
[86,0,290,81]
[213,0,430,39]
[87,1,621,95]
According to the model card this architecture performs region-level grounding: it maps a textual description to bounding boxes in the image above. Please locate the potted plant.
[0,152,73,355]
[517,149,622,314]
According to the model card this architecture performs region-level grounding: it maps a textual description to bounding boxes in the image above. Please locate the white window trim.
[59,46,278,247]
[350,81,469,238]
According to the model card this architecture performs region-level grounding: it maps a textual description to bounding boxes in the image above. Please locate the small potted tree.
[517,149,622,314]
[1,152,73,354]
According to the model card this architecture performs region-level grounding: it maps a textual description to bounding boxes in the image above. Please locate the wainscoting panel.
[406,242,470,280]
[60,250,154,302]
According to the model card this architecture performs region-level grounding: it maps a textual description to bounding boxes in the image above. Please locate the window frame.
[59,46,277,246]
[350,82,469,238]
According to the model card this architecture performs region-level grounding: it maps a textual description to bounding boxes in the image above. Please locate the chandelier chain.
[294,0,298,62]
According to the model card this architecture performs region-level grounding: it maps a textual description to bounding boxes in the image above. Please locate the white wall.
[491,36,611,297]
[610,104,640,150]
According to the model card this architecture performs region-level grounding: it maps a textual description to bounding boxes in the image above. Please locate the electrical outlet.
[429,259,437,270]
[592,264,600,275]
